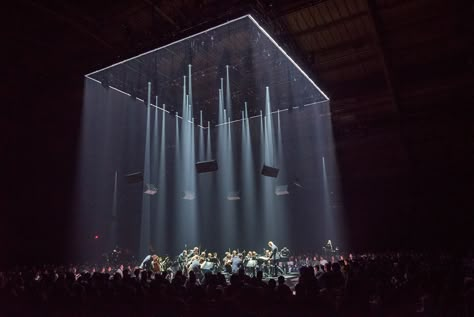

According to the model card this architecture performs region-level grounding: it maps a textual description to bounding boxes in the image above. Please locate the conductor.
[268,241,279,277]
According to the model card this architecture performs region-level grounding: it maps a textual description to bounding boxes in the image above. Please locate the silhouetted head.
[268,278,276,288]
[278,276,285,285]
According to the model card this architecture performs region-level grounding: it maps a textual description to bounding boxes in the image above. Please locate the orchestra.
[133,240,341,281]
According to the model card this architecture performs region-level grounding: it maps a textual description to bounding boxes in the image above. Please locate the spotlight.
[183,191,196,200]
[227,191,241,201]
[275,185,289,196]
[144,184,158,195]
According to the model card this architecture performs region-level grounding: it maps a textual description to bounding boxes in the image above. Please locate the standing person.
[177,250,188,272]
[188,255,201,273]
[223,252,233,274]
[231,253,243,273]
[139,254,158,270]
[268,241,279,277]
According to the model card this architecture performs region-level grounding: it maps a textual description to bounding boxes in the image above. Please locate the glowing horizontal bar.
[109,85,131,97]
[86,77,101,84]
[84,78,209,129]
[215,107,289,127]
[85,15,250,78]
[248,15,330,102]
[303,100,330,107]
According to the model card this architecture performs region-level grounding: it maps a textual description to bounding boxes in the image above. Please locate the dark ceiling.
[2,0,474,263]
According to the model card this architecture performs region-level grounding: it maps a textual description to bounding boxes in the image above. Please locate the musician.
[268,241,279,258]
[139,253,159,270]
[326,240,333,251]
[188,255,201,272]
[280,247,291,274]
[177,250,188,271]
[200,253,215,275]
[223,252,232,274]
[322,240,335,257]
[268,241,279,277]
[111,245,122,264]
[211,252,220,273]
[231,253,243,273]
[245,251,257,276]
[151,255,161,273]
[264,249,272,271]
[185,247,199,267]
[210,252,219,264]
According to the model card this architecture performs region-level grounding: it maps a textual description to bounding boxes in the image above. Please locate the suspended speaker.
[261,165,279,178]
[196,160,218,173]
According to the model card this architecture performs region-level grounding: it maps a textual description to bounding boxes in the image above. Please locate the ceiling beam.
[310,36,373,57]
[274,0,331,18]
[316,38,468,74]
[366,0,400,114]
[317,54,377,72]
[291,11,368,38]
[324,71,388,99]
[143,0,179,28]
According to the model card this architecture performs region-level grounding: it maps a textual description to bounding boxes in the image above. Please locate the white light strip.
[88,74,323,129]
[109,85,131,97]
[84,15,329,132]
[303,100,330,107]
[85,15,250,78]
[149,103,169,113]
[85,78,208,130]
[215,107,290,127]
[87,77,101,84]
[215,118,246,127]
[247,15,330,102]
[248,114,263,120]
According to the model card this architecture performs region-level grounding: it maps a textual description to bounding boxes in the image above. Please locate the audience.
[0,252,472,316]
